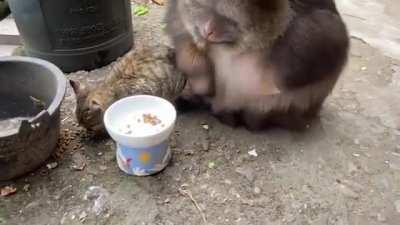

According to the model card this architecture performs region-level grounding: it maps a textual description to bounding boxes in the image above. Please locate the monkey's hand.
[176,41,215,96]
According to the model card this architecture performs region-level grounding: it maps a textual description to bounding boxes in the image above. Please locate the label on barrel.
[40,0,130,50]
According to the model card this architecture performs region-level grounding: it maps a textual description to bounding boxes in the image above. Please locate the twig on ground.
[343,13,366,21]
[178,188,208,225]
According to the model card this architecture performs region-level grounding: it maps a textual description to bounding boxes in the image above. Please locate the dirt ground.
[1,2,400,225]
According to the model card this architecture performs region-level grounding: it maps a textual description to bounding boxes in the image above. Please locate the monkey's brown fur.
[166,0,349,130]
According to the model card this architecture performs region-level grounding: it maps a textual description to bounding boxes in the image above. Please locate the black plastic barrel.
[0,0,10,21]
[7,0,133,72]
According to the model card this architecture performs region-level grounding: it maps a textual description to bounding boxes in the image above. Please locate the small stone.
[164,198,170,204]
[254,187,261,194]
[248,149,258,157]
[46,162,58,170]
[98,152,103,156]
[79,211,87,222]
[72,164,86,171]
[99,165,108,171]
[361,66,367,71]
[352,153,361,158]
[224,179,232,185]
[202,124,209,130]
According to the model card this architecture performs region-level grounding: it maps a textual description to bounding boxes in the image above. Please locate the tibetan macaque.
[166,0,349,130]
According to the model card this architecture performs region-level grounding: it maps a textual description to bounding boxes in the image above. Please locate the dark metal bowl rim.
[0,56,66,135]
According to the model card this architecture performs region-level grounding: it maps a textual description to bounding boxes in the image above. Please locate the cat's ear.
[89,99,103,112]
[69,79,88,97]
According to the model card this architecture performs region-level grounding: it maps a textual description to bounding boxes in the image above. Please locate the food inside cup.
[118,112,166,136]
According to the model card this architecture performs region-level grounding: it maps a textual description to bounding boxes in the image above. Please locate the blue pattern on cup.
[116,140,171,176]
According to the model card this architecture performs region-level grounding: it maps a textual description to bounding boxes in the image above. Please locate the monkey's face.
[180,0,288,50]
[197,13,239,45]
[179,0,240,48]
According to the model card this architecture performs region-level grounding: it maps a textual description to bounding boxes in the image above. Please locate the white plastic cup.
[103,95,177,176]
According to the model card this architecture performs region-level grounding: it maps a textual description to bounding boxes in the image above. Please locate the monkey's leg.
[242,111,269,131]
[213,111,241,128]
[175,84,211,112]
[269,114,309,131]
[241,98,319,131]
[303,102,324,118]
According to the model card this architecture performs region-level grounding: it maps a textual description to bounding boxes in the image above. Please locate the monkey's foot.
[213,111,241,128]
[175,95,211,113]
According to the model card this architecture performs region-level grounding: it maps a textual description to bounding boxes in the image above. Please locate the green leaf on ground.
[133,5,149,16]
[161,23,167,31]
[208,161,216,169]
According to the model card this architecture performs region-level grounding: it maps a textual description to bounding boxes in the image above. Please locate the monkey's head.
[179,0,290,50]
[70,80,115,136]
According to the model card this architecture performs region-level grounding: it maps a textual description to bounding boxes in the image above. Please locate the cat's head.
[70,80,114,136]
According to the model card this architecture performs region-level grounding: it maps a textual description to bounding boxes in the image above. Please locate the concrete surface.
[0,18,18,35]
[336,0,400,60]
[1,1,400,225]
[0,17,19,56]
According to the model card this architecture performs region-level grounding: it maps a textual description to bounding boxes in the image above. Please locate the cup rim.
[103,95,177,139]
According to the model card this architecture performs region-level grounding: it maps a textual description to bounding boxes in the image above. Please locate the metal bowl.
[0,56,66,181]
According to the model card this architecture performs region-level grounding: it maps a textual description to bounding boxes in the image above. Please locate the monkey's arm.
[165,1,215,97]
[171,34,215,97]
[271,9,349,89]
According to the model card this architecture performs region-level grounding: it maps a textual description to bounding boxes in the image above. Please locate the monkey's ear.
[69,79,88,97]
